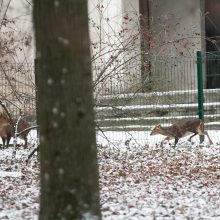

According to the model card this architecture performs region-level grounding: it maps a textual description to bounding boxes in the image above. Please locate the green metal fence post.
[196,51,204,143]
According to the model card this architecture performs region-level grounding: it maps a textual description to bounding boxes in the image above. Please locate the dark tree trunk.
[33,1,101,219]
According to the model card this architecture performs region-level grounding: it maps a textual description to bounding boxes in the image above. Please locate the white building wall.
[0,0,34,63]
[149,0,205,91]
[3,0,205,93]
[120,0,142,93]
[149,0,204,57]
[89,0,141,95]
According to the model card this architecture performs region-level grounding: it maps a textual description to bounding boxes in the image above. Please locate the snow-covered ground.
[97,130,220,149]
[0,130,219,219]
[0,130,39,220]
[98,131,220,220]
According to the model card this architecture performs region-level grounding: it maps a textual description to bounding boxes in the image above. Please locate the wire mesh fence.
[206,52,220,89]
[0,54,219,146]
[0,63,36,124]
[95,53,220,145]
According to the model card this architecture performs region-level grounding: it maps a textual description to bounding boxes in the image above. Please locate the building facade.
[89,0,220,94]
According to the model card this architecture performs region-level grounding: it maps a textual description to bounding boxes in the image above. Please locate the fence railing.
[0,53,219,146]
[95,52,220,145]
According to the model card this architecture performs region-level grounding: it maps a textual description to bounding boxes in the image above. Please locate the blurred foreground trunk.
[33,1,101,219]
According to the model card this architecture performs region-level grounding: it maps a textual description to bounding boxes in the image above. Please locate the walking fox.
[150,119,213,147]
[0,114,31,148]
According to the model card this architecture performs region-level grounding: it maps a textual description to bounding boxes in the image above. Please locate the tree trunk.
[33,1,101,219]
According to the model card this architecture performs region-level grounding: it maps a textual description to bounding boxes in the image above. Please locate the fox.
[0,114,31,148]
[150,118,213,147]
[14,118,31,148]
[0,116,13,148]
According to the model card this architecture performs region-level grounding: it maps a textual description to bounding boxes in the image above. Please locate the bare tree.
[33,1,101,219]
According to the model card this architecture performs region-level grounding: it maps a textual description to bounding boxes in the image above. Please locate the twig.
[0,0,12,31]
[16,125,38,137]
[26,144,39,164]
[96,123,120,150]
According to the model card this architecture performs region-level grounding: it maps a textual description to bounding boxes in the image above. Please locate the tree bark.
[33,1,101,219]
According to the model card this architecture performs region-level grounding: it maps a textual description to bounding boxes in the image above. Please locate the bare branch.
[16,125,38,137]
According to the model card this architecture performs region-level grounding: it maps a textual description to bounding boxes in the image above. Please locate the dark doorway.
[205,0,220,88]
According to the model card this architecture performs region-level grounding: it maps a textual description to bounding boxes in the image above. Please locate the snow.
[0,130,219,219]
[96,102,220,111]
[0,129,38,147]
[97,114,220,122]
[0,147,39,220]
[0,171,21,177]
[97,130,220,148]
[98,131,220,219]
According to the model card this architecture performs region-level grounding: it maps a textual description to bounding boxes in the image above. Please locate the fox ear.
[155,124,161,128]
[151,124,161,131]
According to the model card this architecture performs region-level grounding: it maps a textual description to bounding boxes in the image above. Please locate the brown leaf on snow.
[112,211,120,215]
[22,202,29,208]
[177,207,186,214]
[5,166,12,171]
[101,207,110,212]
[134,179,140,184]
[118,170,126,177]
[206,166,219,172]
[0,215,9,219]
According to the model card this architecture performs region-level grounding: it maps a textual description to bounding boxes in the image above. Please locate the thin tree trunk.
[33,1,101,219]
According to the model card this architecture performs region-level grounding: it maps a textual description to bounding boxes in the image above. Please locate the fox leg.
[174,137,179,148]
[2,138,6,148]
[198,128,213,145]
[188,133,198,142]
[24,137,28,148]
[6,136,11,148]
[160,137,170,147]
[197,123,213,145]
[203,131,213,145]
